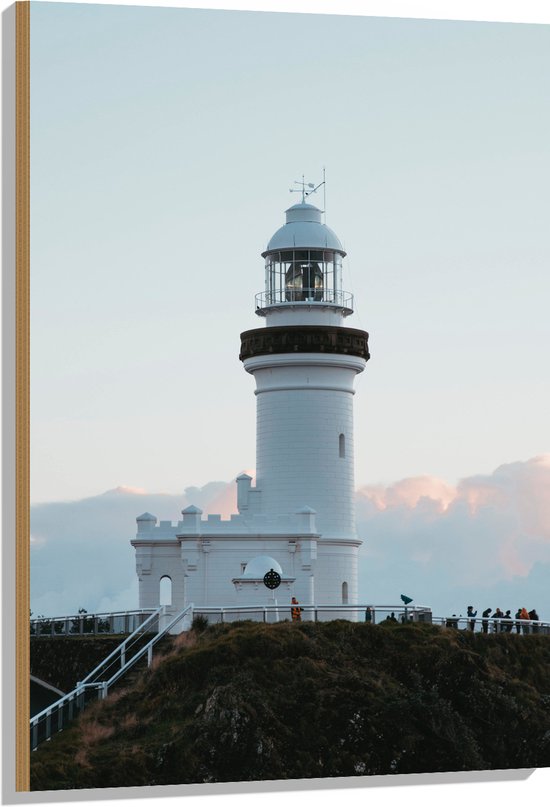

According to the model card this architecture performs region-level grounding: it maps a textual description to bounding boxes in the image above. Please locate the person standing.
[491,608,504,632]
[503,610,513,632]
[529,608,540,634]
[515,608,522,634]
[481,607,491,634]
[291,596,302,622]
[519,606,530,634]
[467,605,477,632]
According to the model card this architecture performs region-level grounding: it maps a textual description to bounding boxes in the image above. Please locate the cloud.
[359,476,456,513]
[197,470,253,518]
[30,481,234,616]
[356,455,550,615]
[31,458,550,620]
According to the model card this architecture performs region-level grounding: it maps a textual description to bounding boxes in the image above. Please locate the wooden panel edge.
[15,0,30,793]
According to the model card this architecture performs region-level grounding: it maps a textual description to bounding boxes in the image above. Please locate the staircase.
[30,604,193,750]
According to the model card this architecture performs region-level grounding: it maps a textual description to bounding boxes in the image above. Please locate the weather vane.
[289,170,326,204]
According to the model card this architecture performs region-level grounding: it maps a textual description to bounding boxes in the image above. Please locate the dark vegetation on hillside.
[31,637,133,693]
[30,621,550,790]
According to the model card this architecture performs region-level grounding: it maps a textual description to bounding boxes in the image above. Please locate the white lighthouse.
[132,186,370,615]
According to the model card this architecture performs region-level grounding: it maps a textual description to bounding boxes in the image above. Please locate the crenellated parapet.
[132,504,322,543]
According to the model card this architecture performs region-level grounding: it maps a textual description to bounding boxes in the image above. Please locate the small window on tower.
[339,433,346,458]
[342,582,349,605]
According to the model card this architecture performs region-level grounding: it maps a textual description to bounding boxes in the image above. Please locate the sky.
[20,0,550,804]
[30,1,550,505]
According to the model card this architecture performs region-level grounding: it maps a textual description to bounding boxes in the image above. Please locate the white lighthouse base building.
[132,192,369,620]
[132,484,361,616]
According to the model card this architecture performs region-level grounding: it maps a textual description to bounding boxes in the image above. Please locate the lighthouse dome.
[242,555,283,579]
[263,202,345,256]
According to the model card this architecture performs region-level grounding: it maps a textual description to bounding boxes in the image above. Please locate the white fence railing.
[30,609,157,637]
[191,604,550,633]
[191,603,433,624]
[31,604,550,635]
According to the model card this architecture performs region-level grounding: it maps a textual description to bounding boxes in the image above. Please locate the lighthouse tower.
[239,192,369,603]
[132,186,369,613]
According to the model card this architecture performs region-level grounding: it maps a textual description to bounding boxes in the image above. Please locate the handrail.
[193,603,430,612]
[31,682,103,727]
[79,606,165,686]
[255,288,354,309]
[193,603,432,617]
[30,608,157,637]
[31,608,155,623]
[191,604,549,632]
[103,605,193,691]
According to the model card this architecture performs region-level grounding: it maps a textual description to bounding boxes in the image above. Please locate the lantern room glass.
[264,249,343,305]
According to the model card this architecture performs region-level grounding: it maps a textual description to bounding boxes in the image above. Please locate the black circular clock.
[263,569,281,590]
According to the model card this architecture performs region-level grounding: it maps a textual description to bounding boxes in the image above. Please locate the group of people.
[289,598,542,633]
[464,605,541,633]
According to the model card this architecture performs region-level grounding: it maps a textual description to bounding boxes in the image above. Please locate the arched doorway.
[159,575,172,606]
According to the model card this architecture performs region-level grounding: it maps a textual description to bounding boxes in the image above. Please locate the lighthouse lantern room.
[257,199,352,321]
[132,183,370,617]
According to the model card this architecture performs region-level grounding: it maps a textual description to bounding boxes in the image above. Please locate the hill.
[30,620,550,790]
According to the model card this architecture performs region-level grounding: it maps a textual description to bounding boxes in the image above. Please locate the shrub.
[191,614,209,633]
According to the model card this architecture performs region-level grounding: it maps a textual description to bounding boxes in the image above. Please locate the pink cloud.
[201,470,255,518]
[358,476,456,513]
[356,454,550,585]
